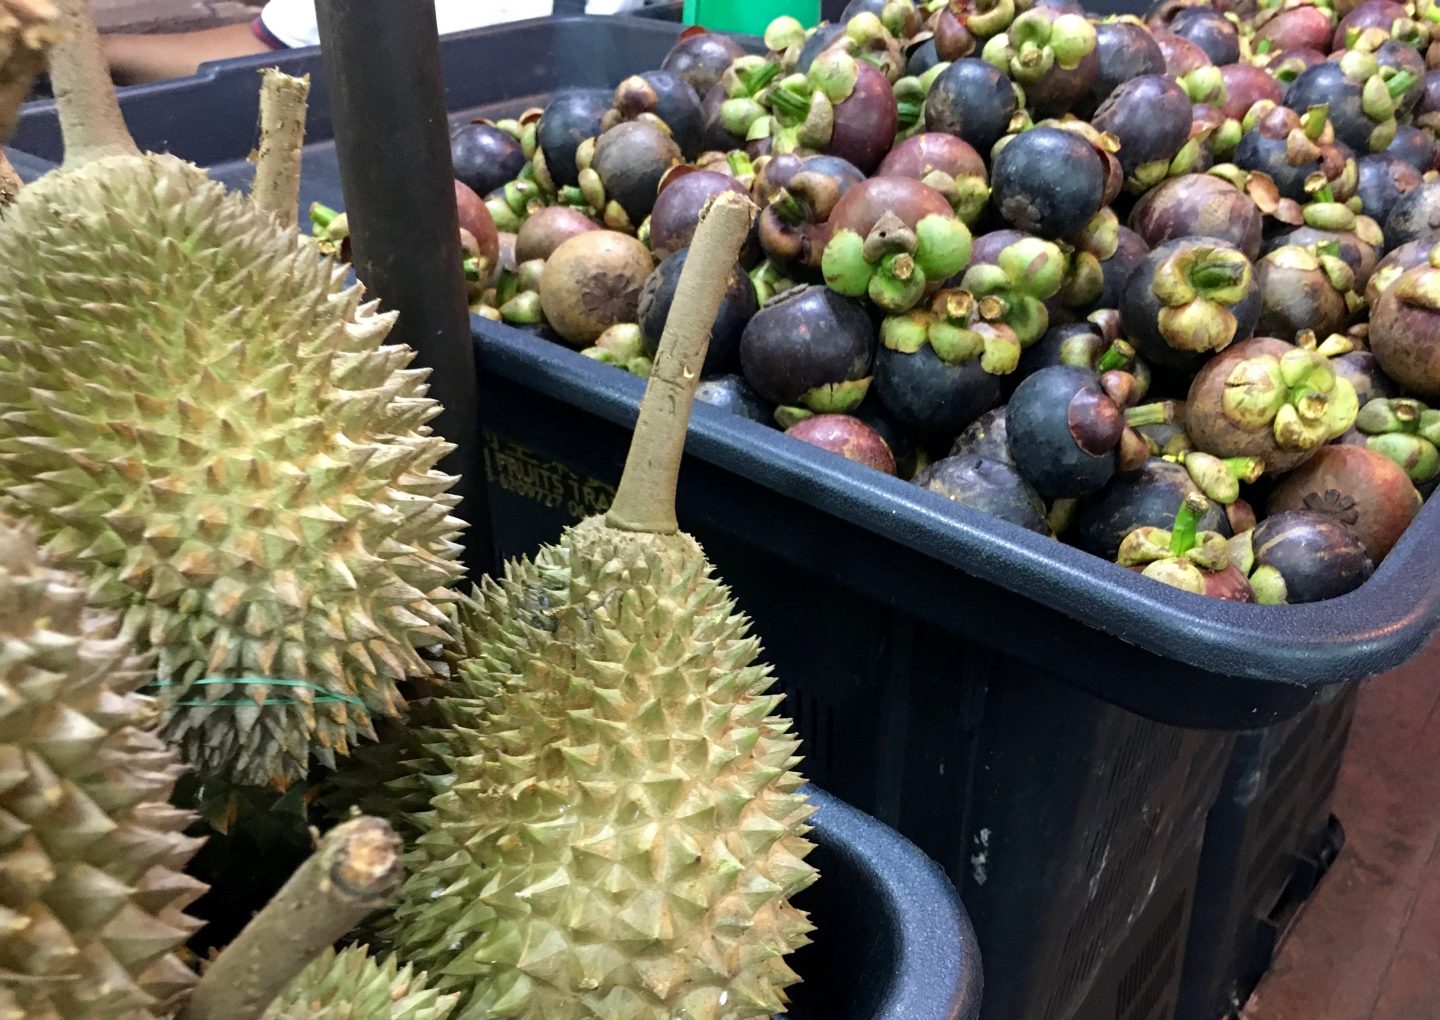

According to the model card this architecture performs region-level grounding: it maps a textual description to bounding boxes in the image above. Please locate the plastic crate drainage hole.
[1116,891,1187,1020]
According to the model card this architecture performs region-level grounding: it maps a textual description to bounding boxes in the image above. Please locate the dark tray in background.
[11,13,1433,1020]
[1178,685,1361,1020]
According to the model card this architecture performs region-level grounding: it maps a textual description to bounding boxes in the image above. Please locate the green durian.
[0,0,467,789]
[0,511,207,1019]
[382,192,820,1019]
[262,945,459,1020]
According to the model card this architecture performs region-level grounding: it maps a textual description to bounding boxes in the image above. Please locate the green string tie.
[143,677,366,708]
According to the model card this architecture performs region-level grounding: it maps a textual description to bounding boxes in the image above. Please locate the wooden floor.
[1242,637,1440,1020]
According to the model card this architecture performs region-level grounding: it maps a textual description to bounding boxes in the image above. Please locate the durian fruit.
[0,511,207,1019]
[383,191,820,1020]
[261,945,459,1020]
[0,0,467,789]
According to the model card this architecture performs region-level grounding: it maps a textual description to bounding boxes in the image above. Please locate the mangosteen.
[1263,225,1382,293]
[648,169,751,258]
[453,180,500,281]
[841,0,924,38]
[582,120,683,229]
[1120,237,1260,373]
[1268,444,1422,563]
[1007,364,1127,499]
[740,285,878,414]
[1332,349,1400,406]
[877,133,991,224]
[766,50,899,175]
[1262,46,1327,88]
[638,247,758,378]
[907,37,942,77]
[1350,395,1440,493]
[981,8,1099,118]
[1252,3,1334,56]
[1128,172,1264,259]
[514,206,599,264]
[1253,244,1355,341]
[1099,228,1151,310]
[1153,30,1213,78]
[852,392,925,478]
[1333,0,1412,51]
[1370,242,1440,398]
[1091,75,1194,188]
[873,302,1010,437]
[821,177,973,312]
[1217,62,1284,121]
[1376,39,1428,117]
[1116,492,1253,601]
[604,71,705,159]
[1366,235,1438,305]
[1387,124,1437,174]
[785,414,898,474]
[1355,153,1422,227]
[1382,179,1440,253]
[1083,21,1166,115]
[1185,335,1359,473]
[537,87,612,189]
[695,373,775,425]
[989,127,1106,239]
[1173,6,1241,61]
[1285,55,1411,155]
[950,405,1012,463]
[914,454,1051,533]
[1233,103,1347,203]
[1231,510,1374,604]
[756,155,865,273]
[1020,319,1150,403]
[661,29,748,98]
[1075,459,1230,560]
[924,58,1019,154]
[794,22,848,73]
[451,122,527,200]
[538,230,654,347]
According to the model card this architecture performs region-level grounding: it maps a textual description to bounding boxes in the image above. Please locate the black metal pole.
[313,0,494,581]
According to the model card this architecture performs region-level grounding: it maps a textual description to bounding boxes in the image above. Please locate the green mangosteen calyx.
[1159,447,1263,504]
[1219,346,1359,452]
[822,208,973,312]
[981,9,1097,85]
[959,236,1067,347]
[881,289,1023,375]
[1117,493,1233,594]
[1149,244,1255,354]
[1355,397,1440,485]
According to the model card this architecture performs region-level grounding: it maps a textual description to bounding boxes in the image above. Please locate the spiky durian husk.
[261,945,459,1020]
[0,152,468,789]
[0,513,206,1019]
[383,516,819,1020]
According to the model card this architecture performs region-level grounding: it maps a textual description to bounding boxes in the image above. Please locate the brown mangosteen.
[1267,445,1421,563]
[785,414,898,474]
[514,206,600,264]
[538,230,655,346]
[1369,241,1440,397]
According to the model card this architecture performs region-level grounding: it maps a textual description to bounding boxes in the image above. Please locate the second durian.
[381,191,820,1020]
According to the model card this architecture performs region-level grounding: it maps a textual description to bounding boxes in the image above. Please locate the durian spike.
[606,188,757,534]
[251,67,310,228]
[182,815,405,1020]
[0,0,62,143]
[47,0,137,165]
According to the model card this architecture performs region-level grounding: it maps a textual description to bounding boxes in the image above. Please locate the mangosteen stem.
[251,68,312,229]
[1190,258,1246,293]
[1389,70,1418,98]
[1096,341,1133,374]
[1225,456,1265,483]
[50,0,141,167]
[607,191,756,535]
[310,202,340,229]
[1169,492,1209,557]
[1125,400,1181,428]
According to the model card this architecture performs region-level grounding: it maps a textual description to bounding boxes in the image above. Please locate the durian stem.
[250,68,311,228]
[0,0,63,145]
[606,189,756,535]
[49,0,138,165]
[0,150,20,206]
[181,816,404,1020]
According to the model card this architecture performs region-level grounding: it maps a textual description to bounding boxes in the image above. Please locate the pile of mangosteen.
[316,0,1440,605]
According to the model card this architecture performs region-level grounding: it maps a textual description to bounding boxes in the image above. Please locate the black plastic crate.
[1177,685,1361,1020]
[13,15,1440,1020]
